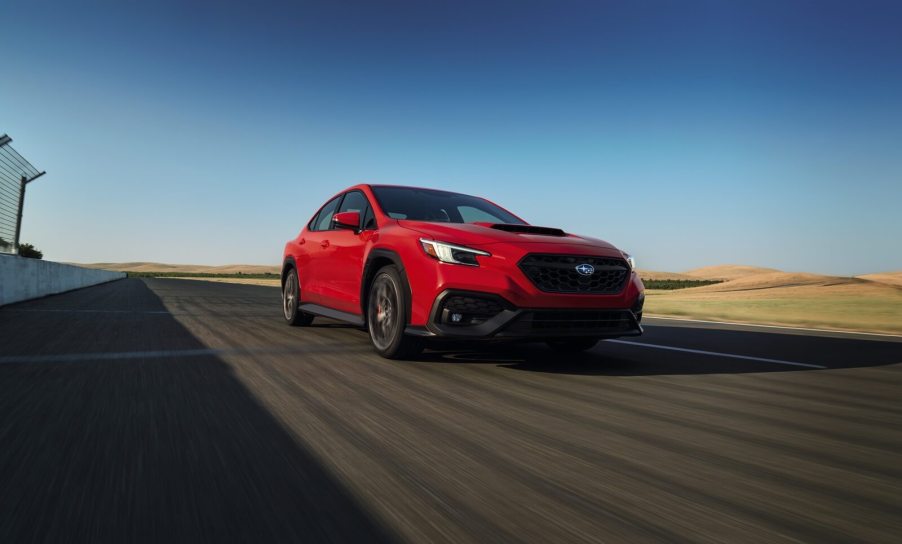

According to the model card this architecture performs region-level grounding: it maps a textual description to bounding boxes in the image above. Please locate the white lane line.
[1,309,275,317]
[643,315,902,339]
[3,308,171,314]
[0,348,220,364]
[606,339,826,369]
[0,345,368,364]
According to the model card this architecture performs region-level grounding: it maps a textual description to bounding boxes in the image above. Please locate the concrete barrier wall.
[0,255,125,306]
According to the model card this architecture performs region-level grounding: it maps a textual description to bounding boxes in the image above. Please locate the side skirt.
[298,303,366,327]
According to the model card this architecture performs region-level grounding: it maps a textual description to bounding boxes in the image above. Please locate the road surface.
[1,278,900,543]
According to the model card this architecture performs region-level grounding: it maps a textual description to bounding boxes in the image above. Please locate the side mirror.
[332,211,360,230]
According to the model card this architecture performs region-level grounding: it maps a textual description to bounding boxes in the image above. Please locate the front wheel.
[283,269,314,326]
[367,266,423,359]
[546,338,599,353]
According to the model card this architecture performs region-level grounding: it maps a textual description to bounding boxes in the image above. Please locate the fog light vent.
[440,295,504,326]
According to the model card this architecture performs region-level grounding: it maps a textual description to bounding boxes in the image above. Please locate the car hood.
[397,220,621,252]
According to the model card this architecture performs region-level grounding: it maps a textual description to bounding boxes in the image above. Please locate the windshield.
[371,186,526,225]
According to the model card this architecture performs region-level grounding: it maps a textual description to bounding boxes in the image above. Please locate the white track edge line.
[606,339,826,369]
[643,315,902,339]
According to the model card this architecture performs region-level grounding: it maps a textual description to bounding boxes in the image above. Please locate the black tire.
[367,265,423,359]
[282,268,315,326]
[546,338,599,353]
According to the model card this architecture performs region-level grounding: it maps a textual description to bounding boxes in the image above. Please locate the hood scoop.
[489,224,567,237]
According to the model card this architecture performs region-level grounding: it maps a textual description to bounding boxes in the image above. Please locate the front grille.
[502,310,637,336]
[519,254,629,294]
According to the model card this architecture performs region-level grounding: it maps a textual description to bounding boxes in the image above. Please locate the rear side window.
[309,195,342,231]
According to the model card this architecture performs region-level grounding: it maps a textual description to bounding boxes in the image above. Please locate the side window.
[362,206,377,230]
[310,195,342,231]
[338,191,368,214]
[338,190,376,230]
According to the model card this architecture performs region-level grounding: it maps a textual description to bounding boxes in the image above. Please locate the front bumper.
[406,289,644,340]
[396,236,646,329]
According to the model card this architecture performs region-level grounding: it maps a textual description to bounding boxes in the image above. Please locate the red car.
[281,185,644,359]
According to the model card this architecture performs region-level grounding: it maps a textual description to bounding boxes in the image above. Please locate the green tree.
[18,243,43,259]
[0,236,11,251]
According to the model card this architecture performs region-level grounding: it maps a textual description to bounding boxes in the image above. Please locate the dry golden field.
[644,265,902,334]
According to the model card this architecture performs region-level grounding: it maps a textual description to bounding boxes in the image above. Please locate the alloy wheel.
[369,274,397,351]
[283,272,297,321]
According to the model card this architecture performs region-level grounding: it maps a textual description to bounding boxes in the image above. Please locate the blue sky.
[2,0,900,275]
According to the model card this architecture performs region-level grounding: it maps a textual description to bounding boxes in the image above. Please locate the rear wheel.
[283,269,314,326]
[546,338,599,353]
[367,266,423,359]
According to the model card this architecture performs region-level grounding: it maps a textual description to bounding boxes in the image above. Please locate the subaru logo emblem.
[575,264,595,276]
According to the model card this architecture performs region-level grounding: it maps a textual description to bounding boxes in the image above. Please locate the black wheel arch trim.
[361,248,413,327]
[281,255,298,288]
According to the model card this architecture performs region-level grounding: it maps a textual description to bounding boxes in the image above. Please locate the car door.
[300,194,342,305]
[317,190,375,315]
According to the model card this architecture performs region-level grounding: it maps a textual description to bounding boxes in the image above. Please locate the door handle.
[320,240,330,248]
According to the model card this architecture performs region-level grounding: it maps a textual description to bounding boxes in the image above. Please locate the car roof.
[366,184,468,196]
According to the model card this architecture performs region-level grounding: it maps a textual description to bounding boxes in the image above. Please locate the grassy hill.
[646,268,902,334]
[683,265,782,281]
[857,271,902,287]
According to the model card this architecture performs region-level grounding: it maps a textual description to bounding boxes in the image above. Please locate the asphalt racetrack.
[1,278,900,543]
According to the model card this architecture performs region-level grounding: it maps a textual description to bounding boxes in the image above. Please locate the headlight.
[622,252,636,270]
[420,239,490,266]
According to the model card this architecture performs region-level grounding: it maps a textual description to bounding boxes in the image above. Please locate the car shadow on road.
[418,329,902,376]
[308,321,360,329]
[0,279,394,543]
[417,345,775,376]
